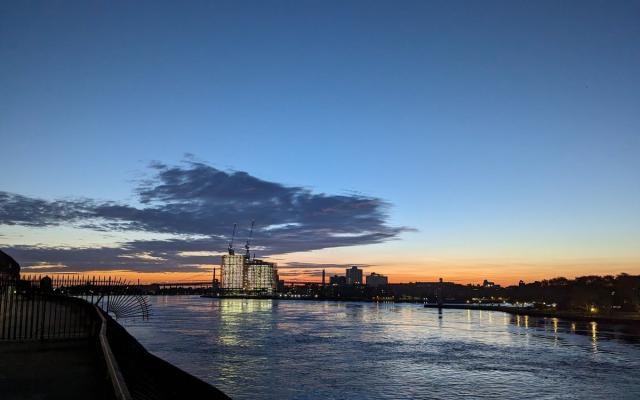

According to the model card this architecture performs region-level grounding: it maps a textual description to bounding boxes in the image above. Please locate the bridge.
[149,281,324,289]
[283,281,323,287]
[151,281,213,289]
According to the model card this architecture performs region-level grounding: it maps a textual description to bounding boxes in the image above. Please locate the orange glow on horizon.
[21,270,213,284]
[22,259,640,287]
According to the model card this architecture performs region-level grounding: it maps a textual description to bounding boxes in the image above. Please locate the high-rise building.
[220,223,278,296]
[221,254,245,293]
[346,266,363,285]
[245,258,277,295]
[220,254,278,295]
[365,272,388,287]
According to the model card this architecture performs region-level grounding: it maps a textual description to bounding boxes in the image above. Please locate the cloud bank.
[1,160,410,273]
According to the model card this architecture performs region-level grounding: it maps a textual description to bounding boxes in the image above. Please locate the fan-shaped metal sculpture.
[24,274,151,321]
[86,277,152,320]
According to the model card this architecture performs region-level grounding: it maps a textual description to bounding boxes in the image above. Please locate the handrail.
[95,305,133,400]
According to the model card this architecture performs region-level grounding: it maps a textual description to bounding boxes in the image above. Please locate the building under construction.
[219,222,278,296]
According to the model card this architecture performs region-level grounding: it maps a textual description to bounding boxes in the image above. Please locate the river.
[121,296,640,399]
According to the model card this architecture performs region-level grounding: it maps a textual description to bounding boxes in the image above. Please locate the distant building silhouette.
[40,276,53,292]
[346,266,363,285]
[0,250,20,280]
[483,279,496,288]
[329,275,347,286]
[366,272,388,287]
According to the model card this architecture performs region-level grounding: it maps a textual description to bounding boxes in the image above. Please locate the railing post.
[107,277,112,315]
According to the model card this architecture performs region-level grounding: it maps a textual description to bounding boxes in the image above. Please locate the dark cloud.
[1,160,411,273]
[10,244,210,274]
[0,192,94,227]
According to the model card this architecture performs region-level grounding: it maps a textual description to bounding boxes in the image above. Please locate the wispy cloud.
[279,262,374,270]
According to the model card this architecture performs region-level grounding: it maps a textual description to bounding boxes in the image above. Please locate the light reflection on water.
[122,297,640,400]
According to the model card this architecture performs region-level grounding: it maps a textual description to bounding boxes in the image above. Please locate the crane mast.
[228,223,237,255]
[245,220,255,259]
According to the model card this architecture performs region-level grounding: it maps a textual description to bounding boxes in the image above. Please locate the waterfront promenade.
[0,282,228,398]
[0,339,107,399]
[0,292,230,399]
[0,249,229,399]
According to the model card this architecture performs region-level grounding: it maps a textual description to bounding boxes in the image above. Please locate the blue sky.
[1,1,639,283]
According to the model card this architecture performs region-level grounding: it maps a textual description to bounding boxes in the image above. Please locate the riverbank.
[424,303,640,324]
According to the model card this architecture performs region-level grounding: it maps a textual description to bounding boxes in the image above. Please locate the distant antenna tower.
[228,223,237,255]
[245,220,255,259]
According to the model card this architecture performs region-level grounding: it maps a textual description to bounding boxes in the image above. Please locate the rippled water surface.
[122,296,640,399]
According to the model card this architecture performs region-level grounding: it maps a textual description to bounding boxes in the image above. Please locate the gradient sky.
[1,1,639,285]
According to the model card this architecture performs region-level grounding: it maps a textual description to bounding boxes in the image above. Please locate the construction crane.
[228,223,237,255]
[245,220,255,259]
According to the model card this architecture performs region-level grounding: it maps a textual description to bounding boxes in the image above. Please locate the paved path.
[0,339,108,400]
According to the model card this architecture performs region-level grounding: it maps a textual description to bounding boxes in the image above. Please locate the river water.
[121,296,640,399]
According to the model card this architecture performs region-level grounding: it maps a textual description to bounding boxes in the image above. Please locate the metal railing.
[0,275,150,341]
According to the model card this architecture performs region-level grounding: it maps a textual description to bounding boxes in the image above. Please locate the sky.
[1,0,639,285]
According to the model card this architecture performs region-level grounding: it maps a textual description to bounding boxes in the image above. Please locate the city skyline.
[2,1,639,285]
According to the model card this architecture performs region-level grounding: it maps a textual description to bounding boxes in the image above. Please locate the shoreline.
[203,296,640,325]
[198,295,640,325]
[423,303,640,325]
[200,294,422,304]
